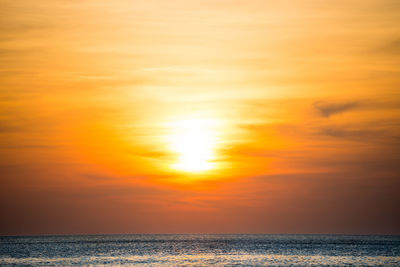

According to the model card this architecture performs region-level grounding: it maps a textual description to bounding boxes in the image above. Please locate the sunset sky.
[1,0,399,235]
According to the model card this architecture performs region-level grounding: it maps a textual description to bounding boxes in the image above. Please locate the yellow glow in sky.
[167,118,220,172]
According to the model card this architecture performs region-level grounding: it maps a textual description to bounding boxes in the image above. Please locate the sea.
[0,234,399,266]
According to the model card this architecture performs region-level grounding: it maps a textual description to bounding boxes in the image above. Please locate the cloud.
[314,101,360,117]
[0,124,26,133]
[318,127,382,139]
[376,39,400,54]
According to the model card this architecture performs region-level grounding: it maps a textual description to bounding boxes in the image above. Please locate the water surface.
[1,234,399,266]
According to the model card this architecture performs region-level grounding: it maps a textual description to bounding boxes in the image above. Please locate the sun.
[167,118,219,173]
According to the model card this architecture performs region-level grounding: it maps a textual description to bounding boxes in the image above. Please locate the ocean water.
[0,234,399,266]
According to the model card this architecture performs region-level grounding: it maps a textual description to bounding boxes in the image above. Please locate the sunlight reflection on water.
[1,254,400,266]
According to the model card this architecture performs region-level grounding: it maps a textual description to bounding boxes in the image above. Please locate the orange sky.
[1,0,399,235]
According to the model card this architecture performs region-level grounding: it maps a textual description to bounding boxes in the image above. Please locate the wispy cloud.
[376,39,400,54]
[314,101,360,118]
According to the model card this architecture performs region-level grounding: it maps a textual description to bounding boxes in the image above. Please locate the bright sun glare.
[168,118,219,173]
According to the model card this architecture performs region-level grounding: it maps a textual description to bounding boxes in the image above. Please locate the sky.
[0,0,399,235]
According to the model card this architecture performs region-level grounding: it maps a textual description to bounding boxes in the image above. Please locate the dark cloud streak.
[314,101,360,118]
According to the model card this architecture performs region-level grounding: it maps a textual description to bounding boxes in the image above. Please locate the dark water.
[1,234,399,266]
